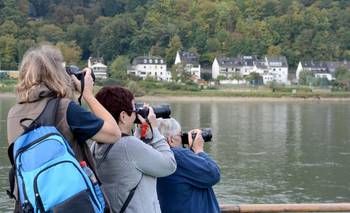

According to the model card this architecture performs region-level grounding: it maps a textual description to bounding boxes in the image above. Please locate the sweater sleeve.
[126,129,177,177]
[175,149,221,189]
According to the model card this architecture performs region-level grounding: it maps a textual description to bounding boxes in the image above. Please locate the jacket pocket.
[53,189,95,213]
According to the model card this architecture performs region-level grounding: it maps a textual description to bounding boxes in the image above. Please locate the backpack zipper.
[17,163,34,212]
[15,133,61,161]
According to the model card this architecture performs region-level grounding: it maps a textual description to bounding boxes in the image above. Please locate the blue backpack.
[7,98,105,213]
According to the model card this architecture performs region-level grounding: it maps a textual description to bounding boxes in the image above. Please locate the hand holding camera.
[71,68,94,96]
[181,128,212,145]
[137,105,158,129]
[134,102,171,124]
[188,129,204,154]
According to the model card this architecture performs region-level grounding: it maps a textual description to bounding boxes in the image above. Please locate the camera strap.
[141,119,154,144]
[78,77,84,105]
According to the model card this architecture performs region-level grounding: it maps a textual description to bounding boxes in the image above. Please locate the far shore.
[137,96,350,102]
[2,92,350,102]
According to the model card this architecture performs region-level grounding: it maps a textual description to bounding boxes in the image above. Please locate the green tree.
[299,70,314,85]
[109,55,129,80]
[246,72,263,85]
[38,24,65,43]
[0,20,19,37]
[165,35,182,65]
[92,14,137,62]
[17,39,35,62]
[267,45,282,56]
[335,66,350,81]
[0,35,17,70]
[171,64,182,82]
[56,41,82,64]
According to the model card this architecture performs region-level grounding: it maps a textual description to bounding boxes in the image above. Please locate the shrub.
[127,81,145,97]
[95,78,126,86]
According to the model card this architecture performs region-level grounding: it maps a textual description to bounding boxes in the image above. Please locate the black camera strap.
[78,77,84,105]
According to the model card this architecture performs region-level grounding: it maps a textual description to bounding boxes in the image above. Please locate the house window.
[140,72,146,75]
[144,66,146,69]
[155,59,158,63]
[160,60,163,63]
[144,59,147,63]
[161,66,163,69]
[149,59,153,63]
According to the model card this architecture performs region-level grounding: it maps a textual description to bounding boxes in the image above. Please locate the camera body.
[65,65,95,82]
[134,103,171,124]
[181,128,212,145]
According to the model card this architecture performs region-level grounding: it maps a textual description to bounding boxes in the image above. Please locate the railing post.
[220,203,350,212]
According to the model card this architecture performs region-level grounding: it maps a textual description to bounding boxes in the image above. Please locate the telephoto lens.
[134,103,171,124]
[181,128,212,145]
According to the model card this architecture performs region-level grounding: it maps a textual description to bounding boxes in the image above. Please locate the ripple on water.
[236,152,267,156]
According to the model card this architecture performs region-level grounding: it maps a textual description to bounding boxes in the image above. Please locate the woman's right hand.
[71,68,94,97]
[136,105,158,129]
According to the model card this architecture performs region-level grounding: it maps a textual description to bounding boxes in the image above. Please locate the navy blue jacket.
[157,147,220,213]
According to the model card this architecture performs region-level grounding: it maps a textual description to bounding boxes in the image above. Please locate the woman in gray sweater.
[91,86,176,213]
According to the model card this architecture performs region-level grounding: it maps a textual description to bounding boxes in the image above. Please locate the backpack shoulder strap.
[21,98,61,133]
[94,144,114,170]
[120,174,143,213]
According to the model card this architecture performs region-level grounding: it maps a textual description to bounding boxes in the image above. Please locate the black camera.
[181,128,212,145]
[134,103,171,124]
[65,65,95,82]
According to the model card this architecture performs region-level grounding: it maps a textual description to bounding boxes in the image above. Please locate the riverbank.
[2,92,350,102]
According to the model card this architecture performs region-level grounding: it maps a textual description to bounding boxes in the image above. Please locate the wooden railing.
[220,203,350,212]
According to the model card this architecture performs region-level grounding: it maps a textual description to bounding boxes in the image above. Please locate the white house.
[88,57,108,79]
[212,57,237,79]
[212,55,289,84]
[296,61,333,82]
[263,56,289,84]
[127,56,171,81]
[212,56,256,79]
[237,55,257,77]
[175,51,201,79]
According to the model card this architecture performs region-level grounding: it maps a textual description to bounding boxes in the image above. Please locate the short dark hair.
[95,86,134,123]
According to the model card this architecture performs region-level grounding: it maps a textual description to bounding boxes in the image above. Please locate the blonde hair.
[157,118,181,138]
[16,44,74,102]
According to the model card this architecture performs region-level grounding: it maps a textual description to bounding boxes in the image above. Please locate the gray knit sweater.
[91,129,176,213]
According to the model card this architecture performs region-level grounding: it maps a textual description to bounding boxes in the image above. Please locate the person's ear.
[167,136,173,147]
[119,111,127,124]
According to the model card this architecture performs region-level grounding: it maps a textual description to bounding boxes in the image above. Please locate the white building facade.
[262,56,289,84]
[88,57,108,79]
[127,56,171,81]
[212,56,256,79]
[175,51,201,79]
[296,61,333,82]
[212,55,289,84]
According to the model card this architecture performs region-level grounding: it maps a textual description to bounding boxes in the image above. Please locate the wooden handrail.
[220,203,350,212]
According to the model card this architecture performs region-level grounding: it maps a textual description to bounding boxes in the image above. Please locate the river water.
[1,98,350,211]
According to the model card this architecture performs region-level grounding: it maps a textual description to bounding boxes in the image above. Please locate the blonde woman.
[7,44,120,212]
